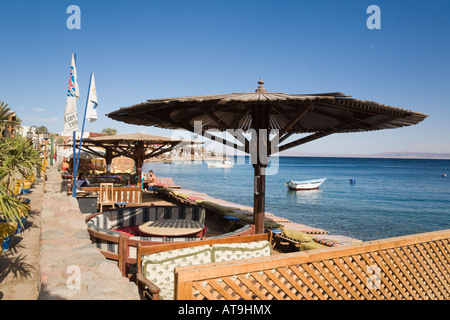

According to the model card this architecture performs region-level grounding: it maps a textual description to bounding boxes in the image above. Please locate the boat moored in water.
[285,178,327,190]
[207,160,234,168]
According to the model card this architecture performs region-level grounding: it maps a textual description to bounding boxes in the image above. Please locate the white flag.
[63,53,79,134]
[85,73,98,123]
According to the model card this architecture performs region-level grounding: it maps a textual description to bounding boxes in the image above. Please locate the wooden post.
[251,87,270,234]
[253,164,266,234]
[118,234,129,277]
[105,147,113,173]
[134,141,145,184]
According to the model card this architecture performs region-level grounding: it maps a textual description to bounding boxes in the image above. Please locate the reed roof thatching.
[107,81,428,136]
[83,132,179,144]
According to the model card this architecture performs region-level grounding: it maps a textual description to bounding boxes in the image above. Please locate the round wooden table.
[138,219,205,237]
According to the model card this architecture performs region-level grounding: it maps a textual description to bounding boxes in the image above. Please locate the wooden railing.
[174,229,450,300]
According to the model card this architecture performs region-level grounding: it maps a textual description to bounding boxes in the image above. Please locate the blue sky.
[1,0,449,155]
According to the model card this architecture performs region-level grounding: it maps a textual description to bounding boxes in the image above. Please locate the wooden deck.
[140,191,175,206]
[156,187,362,246]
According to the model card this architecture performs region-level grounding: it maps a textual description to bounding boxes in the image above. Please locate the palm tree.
[0,101,20,134]
[0,104,41,224]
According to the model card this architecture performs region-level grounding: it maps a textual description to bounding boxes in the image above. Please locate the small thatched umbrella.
[81,133,186,174]
[107,79,428,233]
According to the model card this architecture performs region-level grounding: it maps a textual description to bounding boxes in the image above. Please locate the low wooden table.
[138,219,205,237]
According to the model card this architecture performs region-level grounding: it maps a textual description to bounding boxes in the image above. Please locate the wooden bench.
[135,231,274,300]
[81,186,142,205]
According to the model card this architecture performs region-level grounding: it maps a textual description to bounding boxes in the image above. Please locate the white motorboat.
[207,160,234,168]
[285,178,327,190]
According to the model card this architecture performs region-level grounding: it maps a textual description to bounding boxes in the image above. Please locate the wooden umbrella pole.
[252,100,270,234]
[134,141,145,184]
[253,164,266,234]
[105,147,113,173]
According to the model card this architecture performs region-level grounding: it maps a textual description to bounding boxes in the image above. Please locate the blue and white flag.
[63,53,79,133]
[85,73,98,123]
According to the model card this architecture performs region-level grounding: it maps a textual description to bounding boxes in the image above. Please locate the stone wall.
[39,166,140,300]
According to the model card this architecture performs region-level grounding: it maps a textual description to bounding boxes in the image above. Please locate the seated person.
[61,157,70,173]
[76,173,90,191]
[148,170,157,183]
[143,170,158,191]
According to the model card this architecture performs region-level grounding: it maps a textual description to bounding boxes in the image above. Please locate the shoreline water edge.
[143,156,450,242]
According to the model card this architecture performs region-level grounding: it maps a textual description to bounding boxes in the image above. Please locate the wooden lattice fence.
[174,229,450,300]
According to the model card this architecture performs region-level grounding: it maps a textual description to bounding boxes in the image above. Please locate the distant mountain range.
[368,152,450,159]
[278,151,450,159]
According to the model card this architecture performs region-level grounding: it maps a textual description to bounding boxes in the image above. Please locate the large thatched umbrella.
[107,79,428,233]
[80,133,186,174]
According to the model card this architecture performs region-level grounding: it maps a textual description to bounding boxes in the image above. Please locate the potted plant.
[1,101,41,252]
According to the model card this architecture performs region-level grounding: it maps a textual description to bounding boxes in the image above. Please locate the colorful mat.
[312,234,363,246]
[168,188,365,242]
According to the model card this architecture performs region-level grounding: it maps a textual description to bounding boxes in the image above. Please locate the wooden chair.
[99,183,115,212]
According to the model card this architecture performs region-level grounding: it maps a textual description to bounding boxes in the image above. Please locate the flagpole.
[72,72,93,197]
[72,131,76,196]
[73,53,77,177]
[72,52,78,175]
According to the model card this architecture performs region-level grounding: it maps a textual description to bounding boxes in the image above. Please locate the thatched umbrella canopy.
[80,133,187,174]
[107,79,428,233]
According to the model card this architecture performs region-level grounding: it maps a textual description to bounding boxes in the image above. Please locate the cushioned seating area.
[141,240,272,300]
[86,206,206,256]
[273,228,328,251]
[212,240,272,262]
[281,228,315,242]
[88,205,205,231]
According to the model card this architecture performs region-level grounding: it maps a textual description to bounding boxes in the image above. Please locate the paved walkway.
[0,178,43,300]
[1,166,140,300]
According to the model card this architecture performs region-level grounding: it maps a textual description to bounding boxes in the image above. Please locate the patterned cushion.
[313,237,342,247]
[141,245,212,300]
[212,240,272,262]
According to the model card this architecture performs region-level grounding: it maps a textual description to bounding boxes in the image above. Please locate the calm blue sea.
[143,157,450,241]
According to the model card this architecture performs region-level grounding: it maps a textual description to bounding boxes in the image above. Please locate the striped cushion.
[89,206,206,231]
[313,237,343,247]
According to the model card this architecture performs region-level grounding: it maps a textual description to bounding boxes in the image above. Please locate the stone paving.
[0,166,140,300]
[0,179,43,300]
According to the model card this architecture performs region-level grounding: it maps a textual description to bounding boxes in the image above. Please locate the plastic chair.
[99,183,115,212]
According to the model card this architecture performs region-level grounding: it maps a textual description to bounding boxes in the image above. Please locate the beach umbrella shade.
[106,79,428,234]
[82,133,190,173]
[61,147,105,160]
